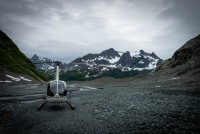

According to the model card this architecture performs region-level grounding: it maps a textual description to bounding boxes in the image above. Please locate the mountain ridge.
[155,34,200,77]
[31,48,163,80]
[0,30,48,82]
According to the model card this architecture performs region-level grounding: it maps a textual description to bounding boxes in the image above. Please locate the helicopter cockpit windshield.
[47,80,67,96]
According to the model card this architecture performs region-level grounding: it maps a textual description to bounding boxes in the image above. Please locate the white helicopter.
[37,61,75,111]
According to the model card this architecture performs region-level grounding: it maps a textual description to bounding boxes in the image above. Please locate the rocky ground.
[0,74,200,134]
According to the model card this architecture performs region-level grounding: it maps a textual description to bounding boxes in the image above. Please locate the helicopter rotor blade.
[1,61,62,67]
[33,61,62,65]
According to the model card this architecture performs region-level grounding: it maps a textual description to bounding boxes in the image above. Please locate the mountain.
[155,34,200,76]
[30,54,68,71]
[31,48,163,80]
[0,30,47,83]
[30,54,55,70]
[63,48,163,80]
[70,48,163,71]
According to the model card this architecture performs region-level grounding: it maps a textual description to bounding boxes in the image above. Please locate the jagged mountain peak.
[122,51,131,56]
[32,54,38,57]
[30,54,55,70]
[152,52,160,59]
[31,54,39,60]
[139,49,145,54]
[138,50,150,56]
[99,48,120,59]
[82,53,99,60]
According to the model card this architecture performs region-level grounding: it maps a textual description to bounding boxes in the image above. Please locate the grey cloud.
[0,0,199,62]
[159,0,200,34]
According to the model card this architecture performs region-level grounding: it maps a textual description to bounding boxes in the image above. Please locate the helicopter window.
[50,81,66,95]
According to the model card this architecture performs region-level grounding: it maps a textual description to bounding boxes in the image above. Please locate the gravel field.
[0,75,200,134]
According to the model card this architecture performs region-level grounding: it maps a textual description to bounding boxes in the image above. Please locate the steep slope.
[155,34,200,76]
[0,30,47,82]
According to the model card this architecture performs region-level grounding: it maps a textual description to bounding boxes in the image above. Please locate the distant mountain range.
[30,48,163,80]
[70,48,163,71]
[1,28,199,82]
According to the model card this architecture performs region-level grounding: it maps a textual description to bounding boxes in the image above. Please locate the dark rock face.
[171,34,200,67]
[99,48,120,59]
[73,57,83,63]
[155,34,200,76]
[151,52,160,59]
[117,51,132,67]
[94,59,110,65]
[82,53,99,60]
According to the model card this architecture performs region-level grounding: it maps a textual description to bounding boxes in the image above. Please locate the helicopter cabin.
[47,80,67,97]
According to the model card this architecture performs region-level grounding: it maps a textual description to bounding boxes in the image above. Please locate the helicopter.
[35,60,103,111]
[37,61,75,111]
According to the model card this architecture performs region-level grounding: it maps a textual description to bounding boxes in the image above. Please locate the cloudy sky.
[0,0,200,62]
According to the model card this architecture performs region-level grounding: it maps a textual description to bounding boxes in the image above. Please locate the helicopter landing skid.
[37,98,75,111]
[37,100,48,111]
[66,101,75,110]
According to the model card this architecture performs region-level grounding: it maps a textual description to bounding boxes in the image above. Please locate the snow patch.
[5,75,32,82]
[171,77,180,80]
[19,76,32,81]
[108,56,120,64]
[139,60,144,64]
[101,67,109,71]
[122,67,132,72]
[131,51,141,57]
[48,66,54,69]
[106,64,117,68]
[85,73,89,78]
[145,59,159,69]
[133,68,145,71]
[79,86,98,91]
[98,56,105,60]
[118,52,123,56]
[83,86,97,90]
[0,80,12,83]
[6,75,21,81]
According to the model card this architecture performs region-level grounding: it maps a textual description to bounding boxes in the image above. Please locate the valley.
[0,23,200,134]
[30,48,163,80]
[0,74,200,133]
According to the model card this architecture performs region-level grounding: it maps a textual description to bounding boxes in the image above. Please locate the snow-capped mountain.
[30,54,55,70]
[68,48,163,72]
[30,48,163,80]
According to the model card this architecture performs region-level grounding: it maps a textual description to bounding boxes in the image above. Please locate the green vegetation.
[102,69,152,78]
[0,30,48,81]
[60,71,88,81]
[47,69,152,81]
